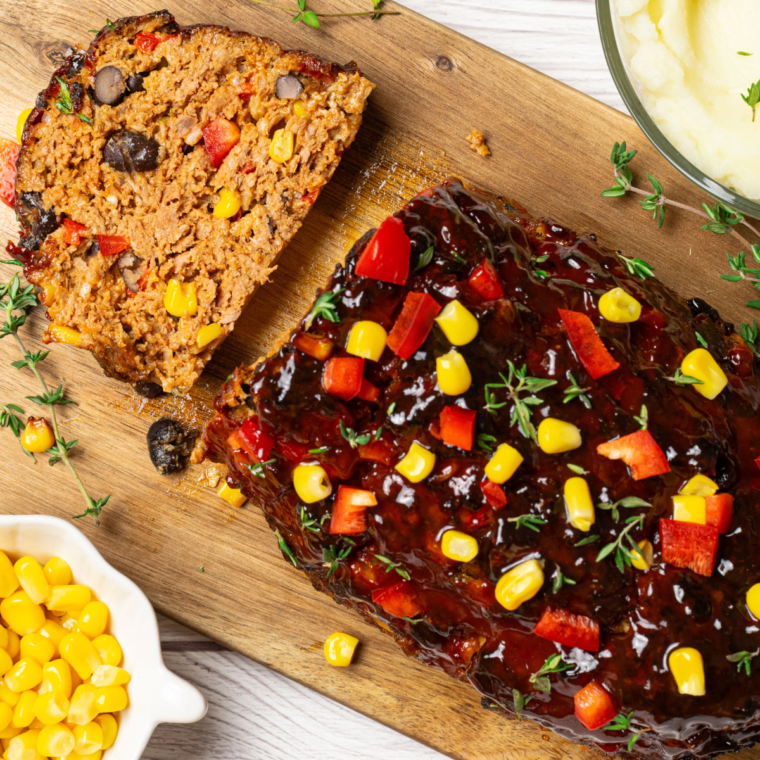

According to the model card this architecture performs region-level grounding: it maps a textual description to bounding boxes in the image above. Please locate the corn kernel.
[32,691,69,726]
[346,321,388,361]
[679,474,719,497]
[217,483,247,507]
[537,418,582,454]
[0,654,12,680]
[76,603,108,640]
[5,661,42,694]
[94,715,116,750]
[323,633,358,667]
[395,442,436,483]
[668,647,706,696]
[213,188,242,219]
[48,324,84,347]
[59,634,101,681]
[292,464,332,504]
[598,287,641,323]
[13,560,48,606]
[90,666,130,689]
[435,300,479,346]
[73,721,102,755]
[27,720,43,732]
[39,622,66,655]
[94,686,127,713]
[43,558,72,588]
[293,101,308,117]
[8,728,40,760]
[746,583,760,620]
[3,636,17,664]
[67,748,103,760]
[19,635,54,666]
[39,661,72,699]
[12,693,36,728]
[0,726,21,741]
[0,705,11,734]
[0,555,19,599]
[47,587,91,614]
[495,559,545,611]
[19,420,55,455]
[90,637,121,669]
[672,494,706,524]
[436,349,472,395]
[60,614,79,634]
[681,348,728,400]
[67,686,99,726]
[70,668,82,692]
[441,531,479,563]
[269,128,294,163]
[37,723,74,756]
[16,109,33,145]
[0,594,44,637]
[164,279,198,318]
[483,443,523,484]
[0,627,10,653]
[563,477,595,532]
[631,539,654,571]
[0,682,19,708]
[197,322,223,349]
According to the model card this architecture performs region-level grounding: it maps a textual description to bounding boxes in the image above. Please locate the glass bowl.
[596,0,760,220]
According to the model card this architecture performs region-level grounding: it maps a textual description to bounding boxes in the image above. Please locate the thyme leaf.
[476,433,498,452]
[414,246,434,271]
[529,654,572,694]
[305,288,344,328]
[567,463,588,476]
[340,420,371,448]
[727,648,760,675]
[551,568,576,594]
[666,368,704,386]
[54,77,73,115]
[507,514,547,532]
[741,79,760,121]
[512,688,533,720]
[595,514,646,573]
[563,371,591,409]
[633,404,648,430]
[618,254,655,281]
[374,554,410,581]
[243,458,276,479]
[275,530,298,567]
[597,496,651,523]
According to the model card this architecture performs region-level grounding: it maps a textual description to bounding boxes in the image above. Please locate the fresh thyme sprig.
[727,648,760,675]
[666,368,704,386]
[741,80,760,122]
[507,514,547,532]
[721,247,760,308]
[243,458,277,478]
[298,505,320,534]
[88,17,116,33]
[323,538,355,578]
[275,530,298,567]
[529,653,572,694]
[563,371,591,409]
[597,496,650,523]
[476,433,498,452]
[618,254,655,281]
[374,554,410,581]
[596,514,646,573]
[576,534,600,547]
[567,463,588,476]
[551,568,576,594]
[248,0,400,28]
[54,77,73,115]
[402,616,423,624]
[604,711,645,751]
[633,404,648,430]
[305,288,344,328]
[532,253,551,279]
[340,420,371,448]
[414,246,434,272]
[741,320,759,354]
[695,331,708,349]
[308,445,329,454]
[512,688,533,720]
[1,274,109,525]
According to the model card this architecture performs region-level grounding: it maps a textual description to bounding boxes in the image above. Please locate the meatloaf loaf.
[196,178,760,758]
[8,10,374,393]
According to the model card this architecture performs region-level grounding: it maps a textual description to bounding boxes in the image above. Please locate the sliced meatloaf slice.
[11,10,374,393]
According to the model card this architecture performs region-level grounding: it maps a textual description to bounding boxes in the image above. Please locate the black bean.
[147,418,194,475]
[117,252,145,293]
[93,66,125,106]
[126,73,145,93]
[103,130,160,172]
[275,74,303,100]
[17,192,58,251]
[134,381,163,399]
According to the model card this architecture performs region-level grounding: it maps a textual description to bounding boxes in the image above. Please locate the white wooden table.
[144,1,623,757]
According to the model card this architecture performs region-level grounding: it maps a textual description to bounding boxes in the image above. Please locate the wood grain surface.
[0,1,757,759]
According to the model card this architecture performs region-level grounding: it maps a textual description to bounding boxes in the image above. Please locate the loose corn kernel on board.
[0,2,758,760]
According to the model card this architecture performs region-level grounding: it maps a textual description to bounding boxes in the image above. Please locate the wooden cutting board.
[0,2,758,758]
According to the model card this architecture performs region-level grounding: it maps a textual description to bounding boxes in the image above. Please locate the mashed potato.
[613,0,760,200]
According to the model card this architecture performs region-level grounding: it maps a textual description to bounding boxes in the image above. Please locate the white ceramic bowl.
[0,515,207,759]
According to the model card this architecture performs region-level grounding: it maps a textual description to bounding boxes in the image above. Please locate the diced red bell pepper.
[358,439,393,466]
[97,235,129,257]
[355,216,411,285]
[203,118,241,169]
[62,219,87,246]
[660,519,719,577]
[356,378,380,403]
[439,405,476,451]
[322,357,364,401]
[293,332,334,361]
[372,580,422,618]
[134,32,178,53]
[705,493,734,534]
[534,608,600,652]
[386,292,442,360]
[558,309,620,380]
[330,486,377,535]
[574,682,617,731]
[596,430,670,480]
[468,258,504,300]
[0,139,19,209]
[303,188,321,205]
[227,417,275,464]
[480,479,507,509]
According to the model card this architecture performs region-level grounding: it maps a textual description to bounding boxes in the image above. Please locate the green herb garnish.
[323,538,355,578]
[374,554,410,580]
[596,514,646,573]
[507,514,547,533]
[512,688,533,720]
[305,288,344,328]
[552,569,576,594]
[563,371,591,409]
[529,654,572,693]
[575,534,600,547]
[414,246,434,272]
[666,368,704,386]
[742,79,760,121]
[567,463,588,476]
[248,0,400,28]
[597,496,650,523]
[340,420,371,448]
[727,649,760,675]
[476,433,498,452]
[633,404,648,431]
[299,506,320,534]
[275,530,298,567]
[695,331,708,349]
[243,458,276,478]
[618,254,655,281]
[54,77,73,115]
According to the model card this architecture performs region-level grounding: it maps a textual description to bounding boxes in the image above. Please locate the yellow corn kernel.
[0,594,44,637]
[440,531,479,563]
[59,635,101,681]
[27,720,43,732]
[32,691,69,726]
[3,635,17,664]
[0,681,19,708]
[94,715,116,750]
[269,128,294,163]
[39,661,72,699]
[90,666,130,688]
[0,705,10,733]
[435,300,479,346]
[16,109,33,145]
[672,494,706,525]
[0,628,9,653]
[43,558,72,588]
[436,349,472,395]
[5,661,42,695]
[495,559,545,611]
[395,442,436,483]
[0,554,19,599]
[668,647,705,696]
[483,443,523,484]
[679,474,719,497]
[217,483,247,508]
[67,686,99,726]
[164,279,198,318]
[19,635,54,667]
[631,539,654,572]
[537,418,582,454]
[19,420,55,455]
[564,477,595,532]
[0,654,12,680]
[47,587,91,614]
[212,188,242,219]
[39,622,66,655]
[76,604,108,641]
[746,583,760,620]
[48,324,84,347]
[292,464,332,504]
[598,287,642,323]
[11,692,36,728]
[323,633,358,667]
[293,101,308,117]
[0,726,21,741]
[72,721,102,755]
[90,637,121,669]
[346,321,388,362]
[60,615,79,633]
[681,348,728,400]
[93,686,127,714]
[65,750,102,760]
[13,559,48,607]
[70,668,82,692]
[37,723,74,756]
[197,322,223,349]
[7,729,40,760]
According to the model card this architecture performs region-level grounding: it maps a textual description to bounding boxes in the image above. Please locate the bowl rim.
[595,0,760,220]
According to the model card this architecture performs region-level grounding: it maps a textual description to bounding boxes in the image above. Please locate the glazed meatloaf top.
[9,10,374,393]
[198,179,760,759]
